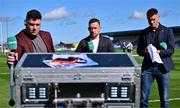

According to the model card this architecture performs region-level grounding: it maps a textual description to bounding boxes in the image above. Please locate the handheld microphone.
[7,36,17,106]
[88,41,94,51]
[160,42,167,49]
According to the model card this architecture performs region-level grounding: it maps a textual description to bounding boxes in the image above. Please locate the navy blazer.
[75,35,115,52]
[137,24,175,72]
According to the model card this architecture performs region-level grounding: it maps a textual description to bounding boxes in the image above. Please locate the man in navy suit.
[75,18,115,52]
[137,8,175,108]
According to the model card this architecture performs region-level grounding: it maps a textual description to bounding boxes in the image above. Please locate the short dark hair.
[146,8,158,17]
[26,9,42,20]
[88,18,100,25]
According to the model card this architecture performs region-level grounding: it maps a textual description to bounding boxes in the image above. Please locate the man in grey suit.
[137,8,175,108]
[75,18,115,52]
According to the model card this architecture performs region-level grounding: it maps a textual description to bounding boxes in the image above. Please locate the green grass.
[0,49,180,108]
[0,53,14,108]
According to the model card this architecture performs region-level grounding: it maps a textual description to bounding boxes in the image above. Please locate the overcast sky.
[0,0,180,44]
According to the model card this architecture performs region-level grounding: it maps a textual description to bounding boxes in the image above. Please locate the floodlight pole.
[5,17,9,53]
[0,16,9,53]
[0,22,2,53]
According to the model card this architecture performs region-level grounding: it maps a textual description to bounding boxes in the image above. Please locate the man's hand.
[144,47,149,54]
[156,50,160,54]
[7,52,18,65]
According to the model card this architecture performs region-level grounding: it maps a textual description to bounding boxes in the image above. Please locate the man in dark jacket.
[75,18,115,52]
[7,9,55,64]
[137,8,175,108]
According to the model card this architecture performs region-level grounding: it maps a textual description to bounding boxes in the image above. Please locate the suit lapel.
[97,36,102,52]
[158,29,164,44]
[21,31,34,52]
[39,31,52,52]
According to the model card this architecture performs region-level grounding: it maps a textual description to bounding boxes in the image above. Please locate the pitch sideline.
[150,98,180,103]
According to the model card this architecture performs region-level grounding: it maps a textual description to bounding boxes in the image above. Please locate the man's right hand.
[7,52,18,65]
[144,48,149,55]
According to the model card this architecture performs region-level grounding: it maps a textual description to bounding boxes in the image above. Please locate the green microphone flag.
[7,36,17,50]
[160,42,167,50]
[88,41,94,51]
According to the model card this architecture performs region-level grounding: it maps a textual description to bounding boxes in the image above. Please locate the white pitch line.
[132,54,139,57]
[0,73,9,75]
[150,98,180,103]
